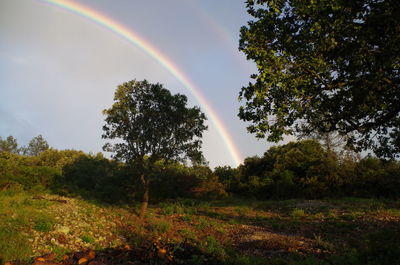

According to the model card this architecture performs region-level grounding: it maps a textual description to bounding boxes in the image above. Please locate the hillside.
[1,187,400,265]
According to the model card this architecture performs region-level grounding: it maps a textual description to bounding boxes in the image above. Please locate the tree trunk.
[139,174,149,219]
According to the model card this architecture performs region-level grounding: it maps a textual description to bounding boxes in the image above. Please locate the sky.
[0,0,276,168]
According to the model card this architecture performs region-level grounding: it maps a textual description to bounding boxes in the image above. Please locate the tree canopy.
[23,135,50,156]
[238,0,400,158]
[102,79,207,164]
[0,136,18,154]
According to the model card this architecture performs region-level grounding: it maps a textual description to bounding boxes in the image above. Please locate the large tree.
[238,0,400,158]
[102,79,207,217]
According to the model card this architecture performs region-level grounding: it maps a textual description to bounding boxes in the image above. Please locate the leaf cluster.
[239,0,400,158]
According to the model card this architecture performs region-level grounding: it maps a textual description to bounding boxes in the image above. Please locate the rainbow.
[36,0,242,166]
[186,0,251,72]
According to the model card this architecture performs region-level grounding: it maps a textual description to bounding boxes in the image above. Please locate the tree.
[23,135,50,156]
[0,136,19,154]
[102,79,207,218]
[238,0,400,158]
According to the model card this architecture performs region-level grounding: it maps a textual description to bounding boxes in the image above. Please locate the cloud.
[0,108,37,145]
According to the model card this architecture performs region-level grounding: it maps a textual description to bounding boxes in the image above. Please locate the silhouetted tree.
[102,79,207,218]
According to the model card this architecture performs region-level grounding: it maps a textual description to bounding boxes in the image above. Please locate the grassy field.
[1,188,400,264]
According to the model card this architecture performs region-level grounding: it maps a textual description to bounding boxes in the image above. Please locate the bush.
[220,140,400,200]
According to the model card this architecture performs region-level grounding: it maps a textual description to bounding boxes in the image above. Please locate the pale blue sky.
[0,0,279,167]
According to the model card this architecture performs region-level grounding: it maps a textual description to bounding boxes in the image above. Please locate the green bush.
[217,140,400,200]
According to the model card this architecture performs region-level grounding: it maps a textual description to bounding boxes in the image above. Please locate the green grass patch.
[0,226,32,262]
[0,190,54,262]
[148,217,172,234]
[202,236,226,260]
[33,218,53,232]
[80,234,96,244]
[290,208,306,218]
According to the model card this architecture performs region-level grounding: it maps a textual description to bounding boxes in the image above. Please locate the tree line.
[1,134,399,203]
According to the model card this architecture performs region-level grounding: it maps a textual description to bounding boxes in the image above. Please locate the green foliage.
[0,152,62,190]
[239,0,400,158]
[22,135,50,156]
[203,236,226,260]
[102,79,207,163]
[36,149,86,168]
[218,140,400,199]
[102,79,208,217]
[149,162,202,200]
[0,136,19,154]
[160,202,184,215]
[60,154,130,203]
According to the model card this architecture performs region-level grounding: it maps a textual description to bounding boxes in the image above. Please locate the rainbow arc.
[37,0,242,166]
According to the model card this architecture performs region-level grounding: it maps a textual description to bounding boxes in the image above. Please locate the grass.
[1,190,399,265]
[148,217,172,234]
[80,234,96,244]
[290,208,306,218]
[0,226,32,263]
[202,236,226,260]
[0,188,45,262]
[33,218,54,232]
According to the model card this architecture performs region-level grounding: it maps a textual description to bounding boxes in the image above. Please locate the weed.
[160,202,185,215]
[196,217,211,230]
[234,206,251,216]
[182,214,193,222]
[48,244,68,259]
[327,209,338,219]
[179,229,198,242]
[159,201,197,215]
[291,208,306,218]
[313,234,334,251]
[203,236,226,259]
[33,218,53,232]
[80,234,95,244]
[126,230,147,246]
[228,218,238,225]
[148,217,171,234]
